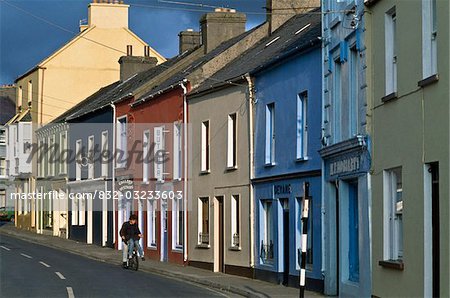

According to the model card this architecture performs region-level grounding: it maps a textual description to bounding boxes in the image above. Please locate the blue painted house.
[320,0,371,297]
[251,13,323,290]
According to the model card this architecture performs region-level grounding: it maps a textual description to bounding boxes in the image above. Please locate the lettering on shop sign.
[274,184,292,195]
[329,156,360,176]
[118,179,133,192]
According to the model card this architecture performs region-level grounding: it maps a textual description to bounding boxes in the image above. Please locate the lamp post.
[299,181,310,298]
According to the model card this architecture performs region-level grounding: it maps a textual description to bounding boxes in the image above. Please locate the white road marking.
[0,245,11,251]
[55,272,66,280]
[20,253,33,259]
[66,287,75,298]
[39,261,51,268]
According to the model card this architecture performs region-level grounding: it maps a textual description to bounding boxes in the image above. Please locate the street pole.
[299,181,310,298]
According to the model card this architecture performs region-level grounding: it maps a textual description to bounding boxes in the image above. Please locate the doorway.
[281,199,290,285]
[214,196,224,272]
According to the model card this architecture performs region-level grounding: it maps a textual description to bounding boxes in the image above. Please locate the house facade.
[251,16,322,290]
[9,0,164,232]
[320,0,372,296]
[366,0,449,297]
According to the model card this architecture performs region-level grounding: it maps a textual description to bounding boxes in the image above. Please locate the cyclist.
[120,214,145,268]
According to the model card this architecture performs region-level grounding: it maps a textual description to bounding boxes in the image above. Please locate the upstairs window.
[385,7,397,95]
[265,103,275,165]
[88,135,94,179]
[101,131,108,177]
[173,123,182,180]
[227,113,237,168]
[27,81,32,104]
[297,92,308,160]
[201,121,210,172]
[76,139,82,181]
[60,132,67,174]
[117,117,127,168]
[143,130,150,183]
[349,47,359,136]
[422,0,438,78]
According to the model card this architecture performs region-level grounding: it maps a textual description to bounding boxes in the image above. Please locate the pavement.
[0,223,324,298]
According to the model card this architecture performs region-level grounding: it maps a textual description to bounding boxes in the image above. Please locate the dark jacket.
[119,221,141,242]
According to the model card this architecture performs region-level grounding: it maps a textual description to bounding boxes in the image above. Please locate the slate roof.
[132,24,263,106]
[191,9,322,95]
[53,48,195,123]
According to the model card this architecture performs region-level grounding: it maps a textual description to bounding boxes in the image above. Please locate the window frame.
[201,121,210,173]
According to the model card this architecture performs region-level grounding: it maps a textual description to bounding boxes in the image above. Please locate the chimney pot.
[119,56,158,82]
[178,30,201,54]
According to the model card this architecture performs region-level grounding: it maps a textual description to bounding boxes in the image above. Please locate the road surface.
[0,234,229,297]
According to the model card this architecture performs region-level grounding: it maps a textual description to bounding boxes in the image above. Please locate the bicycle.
[126,245,139,271]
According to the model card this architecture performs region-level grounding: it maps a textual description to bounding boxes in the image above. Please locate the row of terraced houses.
[3,0,449,297]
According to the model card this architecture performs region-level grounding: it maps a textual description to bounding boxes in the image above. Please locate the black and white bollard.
[299,182,310,298]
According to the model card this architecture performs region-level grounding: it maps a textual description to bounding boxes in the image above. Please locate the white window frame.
[201,121,210,172]
[172,197,183,249]
[71,197,79,225]
[385,7,397,95]
[198,197,210,245]
[143,130,150,183]
[265,103,275,165]
[60,131,67,174]
[27,80,32,104]
[49,136,55,176]
[117,116,127,168]
[76,139,82,181]
[383,167,403,261]
[349,47,359,136]
[227,113,237,168]
[79,197,86,226]
[231,195,240,247]
[18,86,23,108]
[88,135,94,179]
[422,0,437,78]
[173,123,182,180]
[101,131,108,177]
[296,92,308,160]
[333,58,342,142]
[147,199,157,247]
[154,126,166,182]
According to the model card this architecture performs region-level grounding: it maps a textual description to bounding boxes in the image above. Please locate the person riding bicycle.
[119,214,145,268]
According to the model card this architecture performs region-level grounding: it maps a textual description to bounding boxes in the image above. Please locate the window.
[261,200,274,262]
[60,132,67,174]
[172,197,183,249]
[201,121,210,172]
[383,167,403,261]
[117,117,127,168]
[147,199,157,247]
[88,135,94,179]
[154,126,165,181]
[265,103,275,165]
[349,48,359,136]
[0,129,5,145]
[198,197,209,244]
[27,81,32,104]
[297,93,308,159]
[143,130,150,182]
[0,158,5,177]
[227,114,237,168]
[79,197,86,226]
[231,195,240,247]
[422,0,437,78]
[17,86,23,109]
[297,197,313,270]
[71,197,79,225]
[385,8,397,95]
[38,139,44,177]
[101,131,108,177]
[333,59,342,142]
[49,136,55,176]
[173,123,182,180]
[76,139,82,181]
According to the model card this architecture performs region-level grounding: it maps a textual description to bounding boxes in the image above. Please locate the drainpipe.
[180,79,188,262]
[110,102,117,249]
[245,74,255,268]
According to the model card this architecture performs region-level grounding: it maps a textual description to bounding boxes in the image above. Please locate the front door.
[282,199,290,285]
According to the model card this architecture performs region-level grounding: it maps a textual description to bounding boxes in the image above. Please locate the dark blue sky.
[0,0,266,84]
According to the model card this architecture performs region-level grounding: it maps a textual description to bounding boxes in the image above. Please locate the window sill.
[147,245,157,250]
[172,247,183,253]
[264,162,276,168]
[296,157,309,162]
[229,246,241,251]
[378,260,404,271]
[199,170,210,175]
[141,181,149,185]
[418,74,439,88]
[226,166,238,172]
[196,243,210,249]
[381,92,398,103]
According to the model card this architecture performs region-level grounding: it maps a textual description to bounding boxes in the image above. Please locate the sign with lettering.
[329,156,360,176]
[274,184,292,195]
[325,149,370,181]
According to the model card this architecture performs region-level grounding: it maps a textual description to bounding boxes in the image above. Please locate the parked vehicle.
[0,207,14,221]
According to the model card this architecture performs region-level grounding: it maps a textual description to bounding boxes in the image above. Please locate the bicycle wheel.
[130,254,139,271]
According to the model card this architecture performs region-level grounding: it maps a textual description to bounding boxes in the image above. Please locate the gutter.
[180,79,188,263]
[110,102,117,250]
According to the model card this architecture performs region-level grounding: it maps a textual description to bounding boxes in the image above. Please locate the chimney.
[119,56,158,82]
[200,8,246,54]
[178,29,201,54]
[266,0,320,33]
[88,0,129,29]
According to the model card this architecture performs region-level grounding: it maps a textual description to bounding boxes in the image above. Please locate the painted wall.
[367,0,449,297]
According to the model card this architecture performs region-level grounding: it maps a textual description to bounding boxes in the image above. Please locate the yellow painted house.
[9,0,165,231]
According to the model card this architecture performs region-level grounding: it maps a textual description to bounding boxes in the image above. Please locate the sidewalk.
[0,223,324,298]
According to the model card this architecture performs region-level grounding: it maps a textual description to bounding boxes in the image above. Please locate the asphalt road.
[0,234,227,298]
